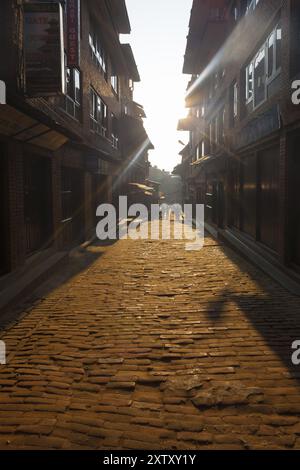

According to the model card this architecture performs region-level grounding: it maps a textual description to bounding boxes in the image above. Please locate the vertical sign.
[24,2,65,96]
[67,0,80,67]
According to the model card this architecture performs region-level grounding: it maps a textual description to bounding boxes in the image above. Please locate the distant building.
[149,166,182,205]
[178,0,300,286]
[0,0,153,278]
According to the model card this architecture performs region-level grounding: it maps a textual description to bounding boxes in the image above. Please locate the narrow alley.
[1,221,300,450]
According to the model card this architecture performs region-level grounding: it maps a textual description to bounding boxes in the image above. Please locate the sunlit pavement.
[1,220,300,450]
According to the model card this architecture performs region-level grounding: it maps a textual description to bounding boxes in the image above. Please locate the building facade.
[0,0,153,279]
[177,0,300,286]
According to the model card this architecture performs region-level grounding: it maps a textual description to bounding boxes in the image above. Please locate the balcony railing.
[111,134,119,150]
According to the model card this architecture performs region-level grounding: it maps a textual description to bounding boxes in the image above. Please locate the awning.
[191,155,217,167]
[0,104,68,151]
[146,179,160,189]
[128,182,155,192]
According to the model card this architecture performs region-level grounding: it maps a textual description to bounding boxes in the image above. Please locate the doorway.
[289,136,300,266]
[258,146,280,252]
[93,175,108,226]
[61,167,85,247]
[24,154,53,256]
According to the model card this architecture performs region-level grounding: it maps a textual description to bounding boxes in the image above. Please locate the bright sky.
[122,0,192,172]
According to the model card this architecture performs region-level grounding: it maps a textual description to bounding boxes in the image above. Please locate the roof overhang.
[121,44,141,82]
[120,115,154,152]
[183,0,228,75]
[179,143,191,157]
[108,0,131,34]
[177,115,200,131]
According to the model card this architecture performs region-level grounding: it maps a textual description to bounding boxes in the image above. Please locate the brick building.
[177,0,300,288]
[0,0,153,279]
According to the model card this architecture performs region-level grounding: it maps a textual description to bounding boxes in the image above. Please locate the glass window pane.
[276,24,282,70]
[66,68,72,97]
[254,47,266,106]
[246,63,253,101]
[268,32,275,78]
[74,69,80,104]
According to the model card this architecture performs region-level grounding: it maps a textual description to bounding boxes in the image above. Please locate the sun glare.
[133,81,188,171]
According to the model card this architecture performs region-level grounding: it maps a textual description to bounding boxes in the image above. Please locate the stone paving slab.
[1,221,300,449]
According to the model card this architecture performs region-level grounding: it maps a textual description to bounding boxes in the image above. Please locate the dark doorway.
[258,146,280,252]
[229,160,241,230]
[241,154,257,239]
[93,175,108,226]
[61,167,85,247]
[289,136,300,266]
[24,154,53,256]
[205,179,217,225]
[217,181,225,228]
[0,148,9,274]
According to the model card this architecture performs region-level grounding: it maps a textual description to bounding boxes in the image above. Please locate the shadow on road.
[204,241,300,383]
[0,237,118,330]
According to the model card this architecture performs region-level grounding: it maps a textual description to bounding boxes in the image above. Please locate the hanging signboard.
[67,0,80,67]
[24,2,65,96]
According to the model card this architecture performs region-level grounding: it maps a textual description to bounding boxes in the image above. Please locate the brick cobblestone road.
[1,221,300,449]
